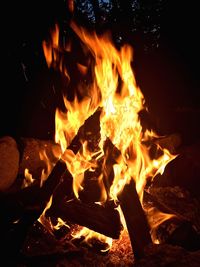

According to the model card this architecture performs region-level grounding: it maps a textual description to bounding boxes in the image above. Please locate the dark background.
[1,0,200,145]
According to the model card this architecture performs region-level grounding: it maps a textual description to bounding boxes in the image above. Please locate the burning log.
[118,180,152,259]
[144,186,200,251]
[43,155,122,239]
[46,169,122,239]
[30,107,103,197]
[152,140,200,197]
[0,159,67,226]
[0,158,67,259]
[47,198,122,239]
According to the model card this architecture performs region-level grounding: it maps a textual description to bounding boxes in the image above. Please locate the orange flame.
[43,24,59,68]
[39,149,55,187]
[146,207,176,244]
[42,22,178,245]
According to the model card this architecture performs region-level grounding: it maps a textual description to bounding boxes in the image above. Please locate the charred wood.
[47,198,122,239]
[144,187,200,251]
[152,141,200,197]
[0,155,66,258]
[118,180,152,259]
[146,186,200,232]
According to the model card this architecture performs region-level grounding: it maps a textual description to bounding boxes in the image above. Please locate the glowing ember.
[42,21,178,247]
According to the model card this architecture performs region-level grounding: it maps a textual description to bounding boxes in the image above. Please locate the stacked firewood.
[1,124,200,266]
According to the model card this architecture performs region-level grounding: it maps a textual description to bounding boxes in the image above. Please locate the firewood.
[0,108,102,240]
[43,165,122,239]
[0,136,20,191]
[141,133,181,161]
[144,187,200,251]
[118,180,152,259]
[47,198,122,239]
[146,186,200,232]
[152,141,200,197]
[0,159,67,225]
[0,159,68,259]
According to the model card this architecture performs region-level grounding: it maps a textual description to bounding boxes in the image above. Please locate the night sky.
[1,1,200,144]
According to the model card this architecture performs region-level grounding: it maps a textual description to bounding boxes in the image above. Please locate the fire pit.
[1,1,200,266]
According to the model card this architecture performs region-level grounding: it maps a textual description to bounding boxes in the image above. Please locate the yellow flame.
[55,96,98,153]
[43,22,178,245]
[53,217,70,231]
[38,195,53,231]
[62,142,105,199]
[72,227,112,252]
[39,149,55,187]
[22,168,35,188]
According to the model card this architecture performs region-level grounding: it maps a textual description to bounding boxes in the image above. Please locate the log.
[47,198,122,239]
[118,180,152,259]
[0,159,67,226]
[0,158,67,259]
[141,133,181,154]
[29,107,102,198]
[42,153,122,239]
[0,108,103,254]
[0,136,20,191]
[146,186,200,232]
[144,186,200,251]
[152,141,200,197]
[1,107,103,216]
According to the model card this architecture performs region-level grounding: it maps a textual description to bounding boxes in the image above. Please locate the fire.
[72,227,112,252]
[42,21,178,246]
[43,24,59,68]
[39,149,55,187]
[146,207,176,244]
[55,96,98,153]
[22,168,35,188]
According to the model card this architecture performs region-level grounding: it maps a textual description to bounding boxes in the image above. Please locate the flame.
[146,207,176,244]
[39,149,55,187]
[72,227,112,252]
[53,217,70,231]
[38,195,53,231]
[69,22,177,202]
[42,22,178,246]
[22,168,35,188]
[43,24,59,68]
[38,197,70,235]
[43,24,70,80]
[55,96,99,153]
